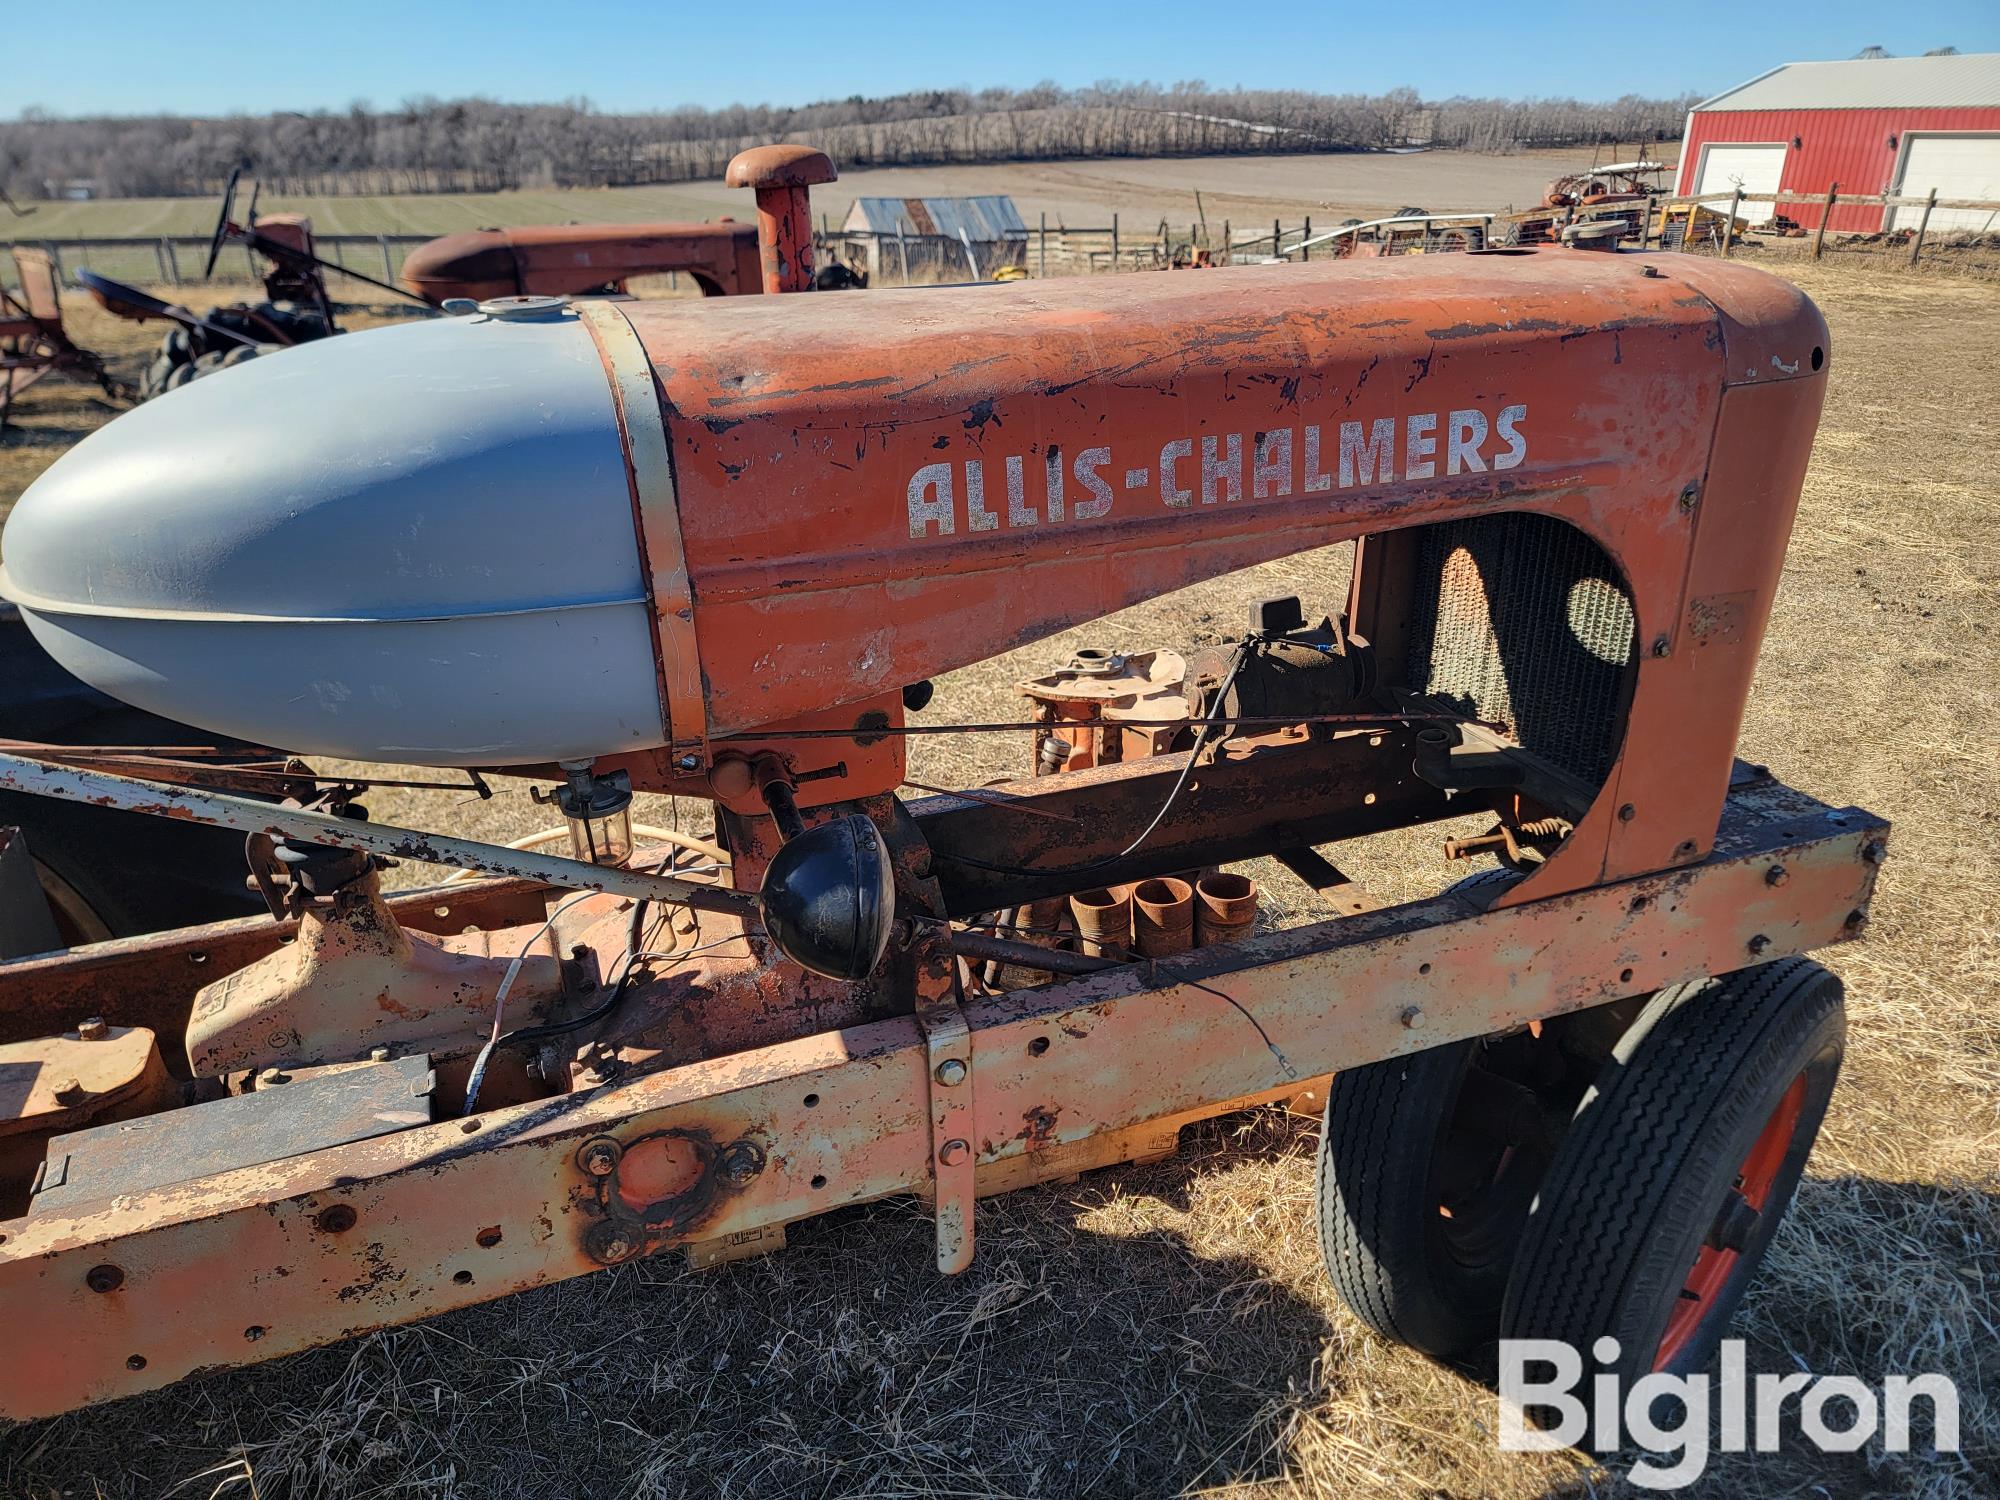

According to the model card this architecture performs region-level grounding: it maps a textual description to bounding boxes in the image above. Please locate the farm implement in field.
[74,168,425,398]
[0,157,1882,1426]
[78,148,853,403]
[0,246,124,432]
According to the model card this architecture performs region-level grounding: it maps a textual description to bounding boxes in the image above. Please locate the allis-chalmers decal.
[906,402,1527,538]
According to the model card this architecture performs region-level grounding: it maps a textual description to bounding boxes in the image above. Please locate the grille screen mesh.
[1405,513,1635,786]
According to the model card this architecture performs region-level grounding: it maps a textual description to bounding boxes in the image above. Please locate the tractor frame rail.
[0,771,1881,1419]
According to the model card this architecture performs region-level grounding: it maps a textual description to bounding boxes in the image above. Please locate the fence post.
[1222,218,1229,264]
[155,238,171,282]
[1302,214,1311,261]
[896,224,909,286]
[1111,213,1118,272]
[162,238,180,284]
[1722,188,1741,257]
[1811,183,1838,261]
[43,242,62,285]
[1039,212,1047,278]
[1908,187,1937,267]
[1272,216,1281,258]
[379,234,394,280]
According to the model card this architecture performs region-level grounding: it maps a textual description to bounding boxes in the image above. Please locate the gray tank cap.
[476,294,573,320]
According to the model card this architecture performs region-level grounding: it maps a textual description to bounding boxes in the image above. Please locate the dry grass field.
[0,251,1995,1497]
[0,147,1606,243]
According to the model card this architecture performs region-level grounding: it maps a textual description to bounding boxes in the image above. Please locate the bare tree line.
[1,82,1696,200]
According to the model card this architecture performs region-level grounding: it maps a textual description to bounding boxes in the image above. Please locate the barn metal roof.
[841,195,1028,239]
[1695,53,2000,112]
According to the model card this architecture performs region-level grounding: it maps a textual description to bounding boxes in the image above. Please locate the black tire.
[250,299,331,343]
[187,345,273,386]
[1500,959,1844,1386]
[1316,871,1559,1360]
[185,305,285,360]
[138,350,179,401]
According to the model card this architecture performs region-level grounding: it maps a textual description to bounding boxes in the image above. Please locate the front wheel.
[1500,959,1845,1383]
[1316,1025,1570,1360]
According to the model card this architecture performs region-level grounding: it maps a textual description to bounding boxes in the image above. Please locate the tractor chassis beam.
[0,778,1882,1419]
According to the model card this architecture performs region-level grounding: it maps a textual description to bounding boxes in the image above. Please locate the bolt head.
[934,1058,968,1087]
[76,1016,108,1041]
[938,1138,970,1167]
[367,1045,392,1062]
[1678,483,1699,510]
[719,1141,767,1183]
[676,753,702,772]
[1765,865,1790,887]
[53,1077,87,1105]
[1747,934,1771,955]
[85,1263,124,1293]
[585,1222,638,1264]
[1651,635,1672,658]
[257,1067,289,1088]
[578,1138,622,1177]
[1863,839,1888,866]
[1400,1005,1423,1029]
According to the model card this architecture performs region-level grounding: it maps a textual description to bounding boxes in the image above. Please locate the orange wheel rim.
[1653,1073,1807,1371]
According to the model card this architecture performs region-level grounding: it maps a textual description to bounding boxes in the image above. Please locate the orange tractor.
[0,149,1878,1425]
[402,145,839,303]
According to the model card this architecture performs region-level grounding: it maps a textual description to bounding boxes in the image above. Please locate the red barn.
[1677,53,2000,234]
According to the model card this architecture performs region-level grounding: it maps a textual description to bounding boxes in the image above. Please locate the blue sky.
[5,1,1996,118]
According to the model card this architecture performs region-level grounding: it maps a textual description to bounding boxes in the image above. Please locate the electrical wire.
[458,842,751,1114]
[932,639,1253,880]
[718,708,1494,741]
[461,888,603,1114]
[920,907,1297,1079]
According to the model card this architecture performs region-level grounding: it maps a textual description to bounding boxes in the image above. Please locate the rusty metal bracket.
[574,1127,767,1266]
[916,982,975,1273]
[576,298,709,765]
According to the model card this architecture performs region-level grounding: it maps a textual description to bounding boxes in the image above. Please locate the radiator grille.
[1406,514,1635,786]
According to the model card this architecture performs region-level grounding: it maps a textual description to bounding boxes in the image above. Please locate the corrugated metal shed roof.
[841,195,1028,239]
[1695,53,2000,112]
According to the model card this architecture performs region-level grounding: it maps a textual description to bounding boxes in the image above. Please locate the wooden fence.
[0,234,433,289]
[823,213,1337,283]
[7,187,1996,292]
[1652,189,2000,265]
